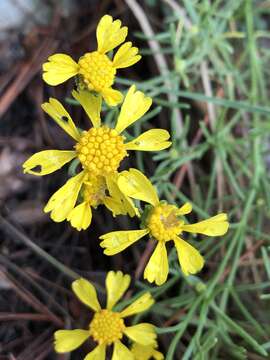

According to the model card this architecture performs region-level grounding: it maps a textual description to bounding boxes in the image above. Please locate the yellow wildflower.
[43,15,141,106]
[54,271,156,359]
[44,172,137,231]
[22,86,170,229]
[100,169,229,285]
[131,342,164,360]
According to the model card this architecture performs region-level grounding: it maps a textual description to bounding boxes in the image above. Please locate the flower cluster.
[23,14,229,359]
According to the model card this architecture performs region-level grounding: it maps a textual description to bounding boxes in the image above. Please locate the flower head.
[43,15,141,106]
[22,86,170,230]
[131,342,164,360]
[44,171,138,231]
[100,169,229,285]
[54,271,156,359]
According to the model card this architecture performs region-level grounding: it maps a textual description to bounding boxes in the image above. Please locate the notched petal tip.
[120,292,154,318]
[100,229,148,256]
[22,150,76,176]
[106,270,131,309]
[174,237,204,276]
[67,202,92,231]
[97,15,128,54]
[124,323,157,346]
[71,278,101,311]
[41,97,80,141]
[72,89,101,128]
[42,53,79,86]
[113,41,142,69]
[117,168,159,206]
[144,242,169,286]
[183,213,229,236]
[54,329,89,353]
[115,86,152,133]
[124,129,171,152]
[102,87,123,106]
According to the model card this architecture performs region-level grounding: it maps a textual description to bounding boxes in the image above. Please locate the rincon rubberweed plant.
[43,15,141,106]
[22,86,170,229]
[100,169,229,286]
[54,271,156,359]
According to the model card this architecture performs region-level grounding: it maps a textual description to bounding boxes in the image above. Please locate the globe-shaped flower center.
[89,309,125,345]
[146,203,184,242]
[78,51,116,92]
[76,126,127,176]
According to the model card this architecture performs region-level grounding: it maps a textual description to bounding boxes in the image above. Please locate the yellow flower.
[54,271,156,359]
[100,169,229,285]
[44,172,138,231]
[43,15,141,106]
[22,86,170,229]
[131,342,164,360]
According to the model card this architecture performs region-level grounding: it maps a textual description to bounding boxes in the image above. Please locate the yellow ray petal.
[72,278,101,312]
[97,15,128,54]
[174,237,204,276]
[44,171,85,222]
[100,229,149,255]
[84,344,106,360]
[124,323,156,346]
[67,201,92,231]
[177,202,192,215]
[106,271,131,310]
[118,168,159,206]
[43,53,79,86]
[72,90,101,128]
[131,342,164,360]
[112,340,133,360]
[104,173,139,218]
[144,242,169,286]
[104,196,139,218]
[182,213,229,236]
[41,98,80,141]
[113,42,141,69]
[23,150,76,176]
[120,292,154,318]
[115,85,152,133]
[102,87,123,106]
[54,329,89,353]
[124,129,171,151]
[103,196,126,217]
[153,350,164,360]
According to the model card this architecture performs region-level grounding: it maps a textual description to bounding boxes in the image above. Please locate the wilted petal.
[118,168,159,206]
